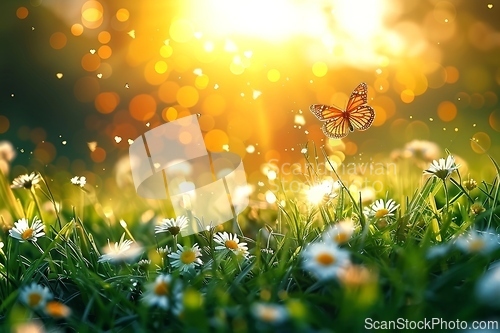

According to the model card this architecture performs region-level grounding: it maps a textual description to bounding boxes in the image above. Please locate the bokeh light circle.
[129,94,156,121]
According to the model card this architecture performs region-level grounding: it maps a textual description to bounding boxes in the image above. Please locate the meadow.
[0,142,499,333]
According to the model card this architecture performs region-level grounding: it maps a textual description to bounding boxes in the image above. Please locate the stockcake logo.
[129,114,249,236]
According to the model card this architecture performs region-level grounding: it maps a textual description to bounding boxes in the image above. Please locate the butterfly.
[310,82,375,139]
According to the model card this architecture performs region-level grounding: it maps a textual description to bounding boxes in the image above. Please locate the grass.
[0,147,500,332]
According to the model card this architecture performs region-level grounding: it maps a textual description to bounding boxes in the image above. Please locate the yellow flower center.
[45,301,71,318]
[21,228,34,240]
[374,209,389,218]
[334,233,349,244]
[469,239,485,252]
[316,252,335,266]
[180,250,196,264]
[154,281,169,296]
[28,292,42,307]
[225,239,239,250]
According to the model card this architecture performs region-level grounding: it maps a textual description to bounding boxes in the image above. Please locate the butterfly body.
[310,82,375,139]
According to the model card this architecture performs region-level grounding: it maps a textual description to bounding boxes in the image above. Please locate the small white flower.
[142,274,179,310]
[475,265,500,308]
[213,232,249,257]
[137,259,151,267]
[251,303,288,325]
[454,230,500,255]
[98,235,143,264]
[157,245,171,256]
[11,172,41,190]
[9,217,45,242]
[423,155,459,180]
[301,242,350,281]
[19,283,53,309]
[70,176,86,187]
[364,199,399,219]
[155,216,189,236]
[168,243,203,272]
[322,219,354,244]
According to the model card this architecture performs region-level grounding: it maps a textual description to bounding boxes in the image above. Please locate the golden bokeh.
[81,1,103,22]
[116,8,129,22]
[195,74,210,89]
[91,146,106,163]
[129,94,156,121]
[202,94,226,116]
[489,110,500,132]
[204,129,228,152]
[158,81,180,103]
[176,85,199,108]
[81,53,101,72]
[437,101,457,122]
[98,45,112,59]
[471,132,491,153]
[98,31,111,44]
[50,32,67,50]
[312,62,328,77]
[400,89,414,103]
[0,115,10,134]
[16,7,29,19]
[95,92,120,114]
[71,24,84,36]
[267,69,280,82]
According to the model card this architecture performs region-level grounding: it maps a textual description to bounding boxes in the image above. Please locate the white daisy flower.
[168,243,203,272]
[251,303,288,325]
[70,176,86,187]
[301,242,350,281]
[454,230,500,255]
[11,172,41,190]
[322,219,354,244]
[423,155,459,180]
[98,235,143,264]
[155,215,189,236]
[364,199,399,219]
[19,283,53,309]
[9,217,45,242]
[475,264,500,308]
[213,232,249,257]
[142,274,177,310]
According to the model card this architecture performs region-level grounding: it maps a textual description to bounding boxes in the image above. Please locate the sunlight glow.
[180,0,404,68]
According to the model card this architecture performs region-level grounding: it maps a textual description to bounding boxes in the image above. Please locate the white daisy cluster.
[427,229,500,259]
[70,175,86,187]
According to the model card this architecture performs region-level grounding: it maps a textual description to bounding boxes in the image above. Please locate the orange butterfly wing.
[309,104,350,139]
[310,82,375,138]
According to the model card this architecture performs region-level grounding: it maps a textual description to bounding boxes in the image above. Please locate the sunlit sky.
[1,0,500,192]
